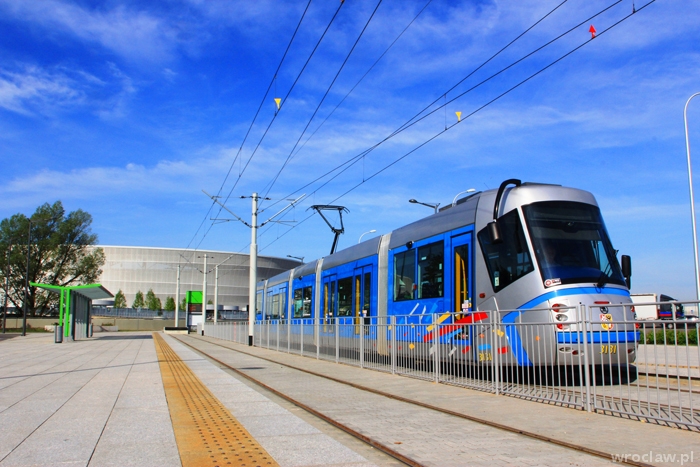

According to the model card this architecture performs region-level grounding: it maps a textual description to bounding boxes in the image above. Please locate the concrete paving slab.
[234,413,323,437]
[0,333,179,467]
[178,336,660,466]
[163,335,377,467]
[188,334,700,467]
[89,337,179,467]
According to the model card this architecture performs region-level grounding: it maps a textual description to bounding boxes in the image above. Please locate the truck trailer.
[631,293,685,328]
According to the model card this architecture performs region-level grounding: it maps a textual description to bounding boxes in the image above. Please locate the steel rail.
[174,334,654,467]
[173,335,423,467]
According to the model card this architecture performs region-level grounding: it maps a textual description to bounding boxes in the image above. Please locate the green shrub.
[638,328,698,346]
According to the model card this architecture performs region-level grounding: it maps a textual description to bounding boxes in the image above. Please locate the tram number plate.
[600,345,617,354]
[478,351,492,362]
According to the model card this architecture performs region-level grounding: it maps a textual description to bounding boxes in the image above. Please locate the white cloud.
[0,63,137,118]
[0,0,180,63]
[0,66,82,115]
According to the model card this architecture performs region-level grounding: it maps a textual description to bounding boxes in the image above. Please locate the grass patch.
[638,329,698,346]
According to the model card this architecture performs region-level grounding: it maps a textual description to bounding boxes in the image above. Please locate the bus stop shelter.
[30,282,113,342]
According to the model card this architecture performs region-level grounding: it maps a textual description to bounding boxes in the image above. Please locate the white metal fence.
[202,302,700,430]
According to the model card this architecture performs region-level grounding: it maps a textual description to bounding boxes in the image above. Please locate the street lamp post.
[358,229,377,244]
[685,92,700,301]
[451,188,476,207]
[23,218,31,337]
[409,198,440,214]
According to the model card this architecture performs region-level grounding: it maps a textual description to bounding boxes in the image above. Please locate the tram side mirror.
[487,220,503,244]
[621,255,632,288]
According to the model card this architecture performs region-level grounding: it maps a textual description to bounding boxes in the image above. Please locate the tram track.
[637,371,700,383]
[172,334,654,467]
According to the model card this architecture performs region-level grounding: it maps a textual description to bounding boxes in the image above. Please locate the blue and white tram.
[257,179,636,369]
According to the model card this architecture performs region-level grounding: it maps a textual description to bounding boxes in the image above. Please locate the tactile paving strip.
[154,333,278,467]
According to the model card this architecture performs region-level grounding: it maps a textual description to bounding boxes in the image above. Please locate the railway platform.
[0,331,697,467]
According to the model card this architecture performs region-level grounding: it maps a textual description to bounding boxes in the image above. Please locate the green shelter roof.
[30,283,114,300]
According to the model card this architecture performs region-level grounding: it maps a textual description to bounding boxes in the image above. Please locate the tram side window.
[270,294,279,319]
[417,241,444,299]
[267,294,273,319]
[394,249,416,301]
[256,292,263,314]
[293,286,313,318]
[363,272,371,315]
[337,277,353,316]
[478,209,534,292]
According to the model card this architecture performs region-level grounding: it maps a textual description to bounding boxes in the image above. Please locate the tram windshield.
[522,201,626,287]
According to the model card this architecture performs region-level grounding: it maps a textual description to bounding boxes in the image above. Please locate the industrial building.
[95,246,299,309]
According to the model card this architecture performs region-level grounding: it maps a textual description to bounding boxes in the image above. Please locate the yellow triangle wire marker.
[456,111,462,122]
[274,98,281,111]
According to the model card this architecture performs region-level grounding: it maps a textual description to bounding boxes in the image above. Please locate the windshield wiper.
[595,272,608,288]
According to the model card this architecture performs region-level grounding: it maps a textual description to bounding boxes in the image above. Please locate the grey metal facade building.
[95,246,299,309]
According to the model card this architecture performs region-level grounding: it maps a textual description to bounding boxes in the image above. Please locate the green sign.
[186,291,202,304]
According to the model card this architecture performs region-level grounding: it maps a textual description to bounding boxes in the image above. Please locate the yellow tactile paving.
[154,333,278,467]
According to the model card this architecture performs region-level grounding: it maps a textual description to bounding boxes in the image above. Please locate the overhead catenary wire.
[183,0,343,256]
[292,0,625,203]
[218,1,347,208]
[216,0,314,198]
[260,0,572,214]
[246,0,619,253]
[259,0,385,203]
[179,0,313,259]
[252,0,584,244]
[192,0,565,255]
[262,0,621,217]
[257,0,656,254]
[276,0,436,186]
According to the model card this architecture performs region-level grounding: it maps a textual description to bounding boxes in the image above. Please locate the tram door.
[353,266,372,335]
[322,274,337,332]
[452,234,472,318]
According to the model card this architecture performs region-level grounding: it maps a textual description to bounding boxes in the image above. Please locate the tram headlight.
[555,314,568,322]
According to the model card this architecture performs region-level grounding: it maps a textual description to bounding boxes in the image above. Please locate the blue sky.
[1,0,699,300]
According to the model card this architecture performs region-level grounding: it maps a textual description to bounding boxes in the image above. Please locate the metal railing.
[201,303,700,430]
[93,307,250,321]
[93,307,173,319]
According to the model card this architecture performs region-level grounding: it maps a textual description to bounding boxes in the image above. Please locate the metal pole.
[685,92,700,301]
[202,254,208,321]
[214,265,219,324]
[23,219,31,337]
[175,264,180,327]
[3,246,9,334]
[248,193,258,346]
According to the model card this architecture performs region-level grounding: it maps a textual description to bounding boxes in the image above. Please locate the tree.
[132,290,145,309]
[0,201,105,316]
[164,296,175,311]
[114,289,127,308]
[145,288,161,310]
[180,297,187,311]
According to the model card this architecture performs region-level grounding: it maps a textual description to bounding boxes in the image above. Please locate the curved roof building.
[96,246,299,309]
